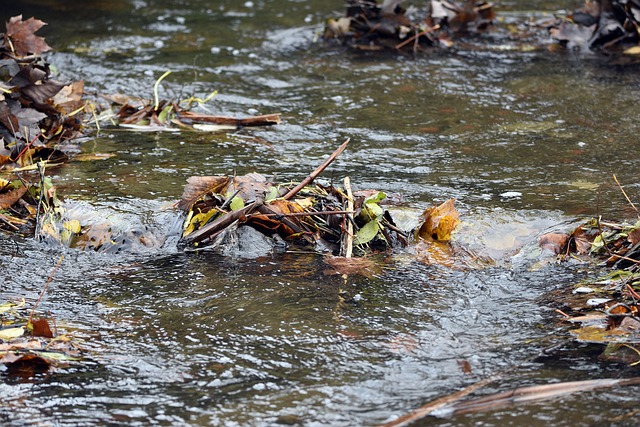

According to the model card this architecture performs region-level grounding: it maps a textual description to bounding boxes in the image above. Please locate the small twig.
[35,161,46,239]
[283,138,350,200]
[250,210,354,218]
[395,24,440,50]
[613,174,639,215]
[626,283,640,300]
[28,255,64,325]
[378,376,500,427]
[343,176,354,258]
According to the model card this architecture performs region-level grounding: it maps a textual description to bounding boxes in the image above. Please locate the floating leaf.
[0,327,25,340]
[29,318,53,338]
[416,199,460,241]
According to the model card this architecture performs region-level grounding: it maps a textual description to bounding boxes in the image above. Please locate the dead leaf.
[0,184,27,209]
[416,199,460,241]
[323,255,382,277]
[4,353,52,375]
[30,318,53,338]
[5,15,52,57]
[539,232,569,254]
[52,80,84,113]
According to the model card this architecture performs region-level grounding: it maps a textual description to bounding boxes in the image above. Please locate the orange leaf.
[30,318,53,338]
[416,198,460,241]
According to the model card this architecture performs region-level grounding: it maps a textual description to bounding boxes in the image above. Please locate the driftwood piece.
[178,111,281,127]
[379,376,640,426]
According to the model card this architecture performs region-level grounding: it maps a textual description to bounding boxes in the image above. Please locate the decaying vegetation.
[324,0,496,52]
[550,0,640,51]
[540,184,640,365]
[325,0,640,54]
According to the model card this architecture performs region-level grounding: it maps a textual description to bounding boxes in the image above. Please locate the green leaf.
[229,196,244,211]
[157,104,174,124]
[354,220,380,246]
[364,191,386,204]
[264,187,279,202]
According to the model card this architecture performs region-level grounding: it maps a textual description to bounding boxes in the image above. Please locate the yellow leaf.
[415,199,460,241]
[0,327,25,340]
[624,46,640,55]
[183,210,218,236]
[63,219,82,234]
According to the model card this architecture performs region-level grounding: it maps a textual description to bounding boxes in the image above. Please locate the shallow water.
[2,1,640,426]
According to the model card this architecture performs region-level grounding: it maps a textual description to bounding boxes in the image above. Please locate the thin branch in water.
[28,255,64,325]
[283,138,350,200]
[613,174,639,215]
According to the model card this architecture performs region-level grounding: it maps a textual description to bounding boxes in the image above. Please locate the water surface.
[2,1,640,426]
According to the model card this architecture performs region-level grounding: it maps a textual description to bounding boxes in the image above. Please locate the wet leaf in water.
[570,325,635,344]
[416,199,460,241]
[353,219,380,246]
[539,232,569,254]
[323,255,382,277]
[29,318,53,338]
[4,353,52,375]
[0,327,25,340]
[72,153,116,162]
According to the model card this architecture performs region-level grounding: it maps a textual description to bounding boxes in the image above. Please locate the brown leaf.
[0,184,27,209]
[5,15,52,56]
[539,232,569,254]
[177,176,231,212]
[53,80,84,113]
[416,199,460,241]
[628,228,640,246]
[570,226,592,254]
[30,318,53,338]
[0,102,19,133]
[323,255,382,277]
[4,353,52,376]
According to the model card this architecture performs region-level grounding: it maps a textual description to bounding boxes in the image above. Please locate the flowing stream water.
[2,1,640,426]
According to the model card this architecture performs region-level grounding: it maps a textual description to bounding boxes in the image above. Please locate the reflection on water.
[2,0,640,426]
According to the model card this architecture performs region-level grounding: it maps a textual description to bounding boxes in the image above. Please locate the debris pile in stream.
[0,15,80,170]
[176,139,460,257]
[549,0,640,51]
[541,213,640,364]
[1,297,83,377]
[324,0,495,52]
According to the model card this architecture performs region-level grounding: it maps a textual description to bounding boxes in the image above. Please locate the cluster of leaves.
[0,299,82,377]
[549,0,640,51]
[0,16,84,169]
[0,16,84,236]
[324,0,495,52]
[177,172,410,255]
[541,217,640,365]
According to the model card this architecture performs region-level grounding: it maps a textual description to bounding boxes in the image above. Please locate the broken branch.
[282,138,350,200]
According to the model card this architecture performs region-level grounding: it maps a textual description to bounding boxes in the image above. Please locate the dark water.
[2,1,640,426]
